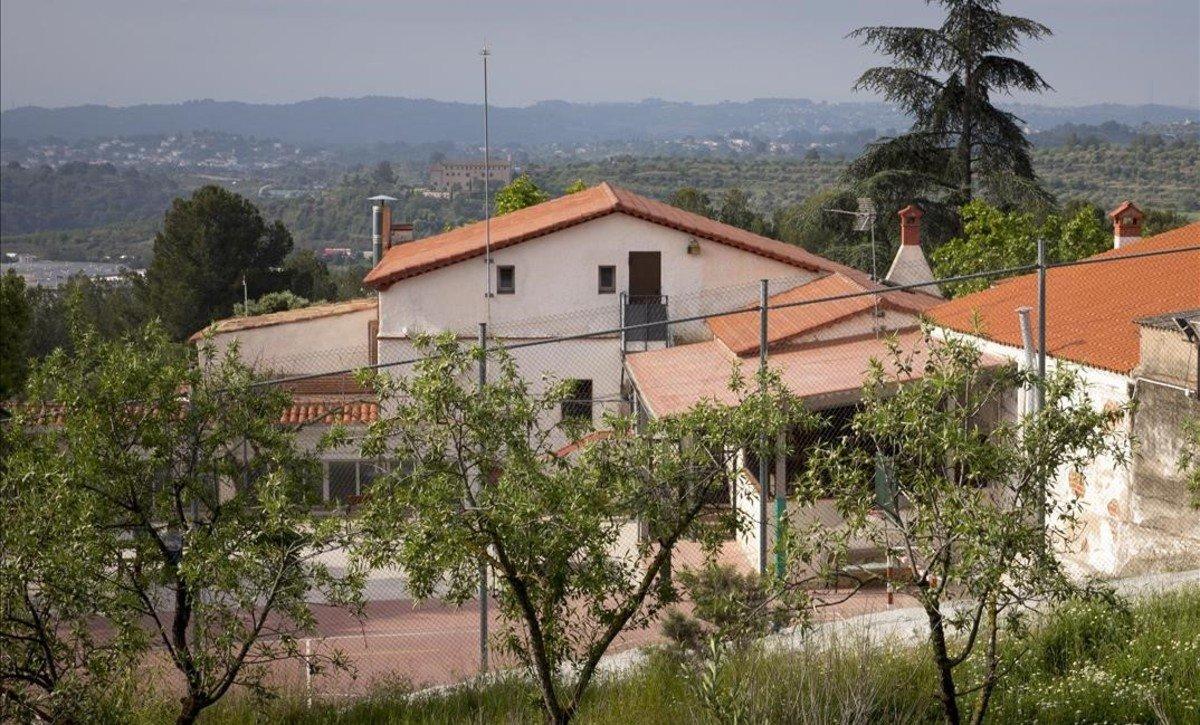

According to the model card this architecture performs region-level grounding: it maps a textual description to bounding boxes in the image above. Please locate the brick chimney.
[389,222,415,245]
[898,204,923,246]
[885,204,942,297]
[1108,201,1144,249]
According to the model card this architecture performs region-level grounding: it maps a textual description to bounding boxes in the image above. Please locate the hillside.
[3,97,1195,146]
[2,140,1196,264]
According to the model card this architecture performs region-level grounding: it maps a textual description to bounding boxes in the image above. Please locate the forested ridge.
[3,140,1196,264]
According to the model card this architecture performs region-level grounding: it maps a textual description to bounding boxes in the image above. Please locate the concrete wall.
[1126,326,1200,572]
[205,307,376,375]
[934,329,1199,577]
[733,465,764,571]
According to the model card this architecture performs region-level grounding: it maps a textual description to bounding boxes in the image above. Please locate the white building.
[363,183,940,436]
[929,204,1200,576]
[196,183,944,512]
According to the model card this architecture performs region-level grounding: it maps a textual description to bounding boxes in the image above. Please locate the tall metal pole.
[1036,238,1047,412]
[758,279,769,575]
[773,427,786,580]
[477,322,489,673]
[481,45,493,325]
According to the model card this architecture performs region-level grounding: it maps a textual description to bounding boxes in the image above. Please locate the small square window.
[497,265,515,294]
[598,265,616,294]
[562,379,593,421]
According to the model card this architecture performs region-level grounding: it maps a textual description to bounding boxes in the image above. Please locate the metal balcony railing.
[621,293,669,344]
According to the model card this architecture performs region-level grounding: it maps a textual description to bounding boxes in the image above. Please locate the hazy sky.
[2,0,1198,110]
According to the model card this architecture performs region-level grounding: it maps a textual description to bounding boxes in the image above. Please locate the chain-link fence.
[217,242,1197,701]
[9,245,1198,704]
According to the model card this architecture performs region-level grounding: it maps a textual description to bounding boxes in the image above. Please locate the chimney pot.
[1108,200,1144,249]
[898,204,923,246]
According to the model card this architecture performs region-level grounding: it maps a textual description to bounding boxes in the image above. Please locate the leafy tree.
[0,271,31,399]
[669,187,715,217]
[716,188,772,235]
[371,160,397,187]
[931,199,1110,296]
[2,322,362,724]
[1,417,148,722]
[234,290,311,317]
[800,330,1126,725]
[493,174,550,215]
[1142,208,1190,237]
[847,0,1055,229]
[563,179,589,194]
[283,249,338,301]
[22,275,146,361]
[353,336,810,724]
[772,187,875,270]
[140,185,292,340]
[332,263,373,301]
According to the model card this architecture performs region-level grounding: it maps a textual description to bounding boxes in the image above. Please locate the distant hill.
[2,96,1195,146]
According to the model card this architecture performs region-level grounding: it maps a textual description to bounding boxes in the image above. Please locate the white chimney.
[885,204,943,297]
[1109,200,1144,249]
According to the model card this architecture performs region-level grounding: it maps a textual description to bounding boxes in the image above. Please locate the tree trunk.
[969,598,1000,725]
[176,694,203,725]
[926,604,962,725]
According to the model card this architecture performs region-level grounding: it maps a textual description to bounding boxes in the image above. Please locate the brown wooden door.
[626,251,666,342]
[627,252,661,297]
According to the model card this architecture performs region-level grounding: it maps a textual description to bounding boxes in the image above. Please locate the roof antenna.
[481,42,493,326]
[825,197,881,320]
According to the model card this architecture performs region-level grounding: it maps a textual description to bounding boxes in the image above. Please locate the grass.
[128,588,1199,724]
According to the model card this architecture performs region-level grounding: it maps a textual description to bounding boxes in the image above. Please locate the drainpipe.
[1017,307,1036,416]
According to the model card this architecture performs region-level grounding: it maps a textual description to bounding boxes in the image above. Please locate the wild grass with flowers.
[113,586,1200,724]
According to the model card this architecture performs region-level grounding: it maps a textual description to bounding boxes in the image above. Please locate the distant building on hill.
[429,159,512,193]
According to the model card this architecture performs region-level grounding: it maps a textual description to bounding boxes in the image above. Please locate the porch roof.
[624,329,1006,418]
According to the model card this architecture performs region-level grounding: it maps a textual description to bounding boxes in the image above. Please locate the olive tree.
[1,323,362,725]
[352,336,810,724]
[1,422,148,722]
[799,330,1126,725]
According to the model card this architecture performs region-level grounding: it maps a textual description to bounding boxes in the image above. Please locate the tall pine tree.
[140,186,292,340]
[846,1,1054,242]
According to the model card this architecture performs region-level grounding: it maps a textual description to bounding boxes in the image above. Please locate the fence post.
[758,279,769,576]
[304,637,313,708]
[774,427,787,580]
[477,322,489,674]
[1036,238,1047,413]
[1035,239,1049,526]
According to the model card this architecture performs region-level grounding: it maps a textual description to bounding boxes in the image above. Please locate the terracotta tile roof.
[7,396,378,428]
[626,329,1001,418]
[189,298,377,342]
[363,182,878,289]
[707,273,940,356]
[280,397,379,425]
[552,430,613,458]
[928,223,1200,374]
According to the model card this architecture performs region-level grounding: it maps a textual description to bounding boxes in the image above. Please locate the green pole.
[774,451,786,580]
